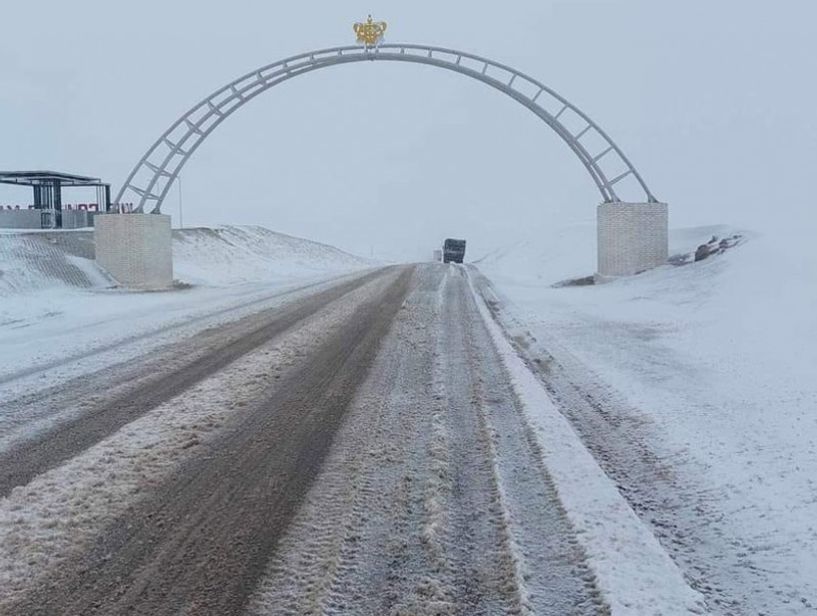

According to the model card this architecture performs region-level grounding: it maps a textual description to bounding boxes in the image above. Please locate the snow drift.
[0,230,110,297]
[172,225,371,286]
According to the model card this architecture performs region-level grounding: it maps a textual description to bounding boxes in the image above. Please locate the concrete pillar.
[95,213,173,290]
[61,210,93,229]
[596,202,668,280]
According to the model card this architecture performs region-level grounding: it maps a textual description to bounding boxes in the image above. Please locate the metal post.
[177,175,183,229]
[53,181,63,228]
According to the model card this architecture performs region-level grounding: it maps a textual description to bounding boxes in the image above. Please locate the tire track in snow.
[248,265,603,615]
[432,267,525,615]
[247,386,397,614]
[452,267,608,615]
[0,269,387,497]
[0,267,412,615]
[252,267,454,615]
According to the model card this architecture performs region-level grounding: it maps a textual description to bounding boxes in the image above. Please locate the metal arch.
[116,43,657,213]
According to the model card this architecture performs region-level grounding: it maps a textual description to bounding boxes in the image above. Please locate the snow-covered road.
[0,263,705,615]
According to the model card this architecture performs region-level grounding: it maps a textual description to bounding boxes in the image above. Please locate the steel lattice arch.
[116,44,657,213]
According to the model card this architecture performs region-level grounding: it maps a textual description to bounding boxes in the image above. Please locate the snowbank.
[469,271,705,614]
[172,225,372,286]
[476,223,817,614]
[0,230,108,297]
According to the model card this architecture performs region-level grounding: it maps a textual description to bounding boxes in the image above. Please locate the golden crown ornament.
[354,15,387,48]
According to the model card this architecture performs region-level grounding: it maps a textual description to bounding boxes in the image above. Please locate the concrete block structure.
[95,213,172,290]
[61,210,95,229]
[0,210,43,229]
[0,209,96,229]
[597,202,668,279]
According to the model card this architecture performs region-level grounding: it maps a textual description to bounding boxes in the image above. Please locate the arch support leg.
[596,202,668,280]
[95,213,173,289]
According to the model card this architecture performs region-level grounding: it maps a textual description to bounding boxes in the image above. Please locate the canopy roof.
[0,171,105,187]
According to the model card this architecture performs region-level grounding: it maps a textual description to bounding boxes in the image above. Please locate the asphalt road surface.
[0,265,607,615]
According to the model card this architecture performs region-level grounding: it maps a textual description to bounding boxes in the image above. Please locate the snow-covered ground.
[476,223,817,614]
[172,225,373,286]
[0,225,372,396]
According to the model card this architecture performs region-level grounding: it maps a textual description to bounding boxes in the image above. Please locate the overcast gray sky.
[1,1,815,261]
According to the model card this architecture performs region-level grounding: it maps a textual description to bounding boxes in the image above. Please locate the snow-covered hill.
[0,230,111,297]
[0,225,371,297]
[476,224,817,614]
[172,225,371,286]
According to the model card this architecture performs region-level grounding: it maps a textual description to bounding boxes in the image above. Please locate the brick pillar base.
[94,213,173,289]
[596,202,668,281]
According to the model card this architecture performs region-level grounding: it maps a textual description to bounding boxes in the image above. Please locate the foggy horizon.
[2,1,815,262]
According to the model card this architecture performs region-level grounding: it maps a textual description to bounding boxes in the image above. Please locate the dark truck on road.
[443,238,466,264]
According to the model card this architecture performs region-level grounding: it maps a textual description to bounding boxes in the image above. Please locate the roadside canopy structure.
[0,170,111,228]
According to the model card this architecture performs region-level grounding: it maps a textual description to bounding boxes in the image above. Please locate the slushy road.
[0,264,604,615]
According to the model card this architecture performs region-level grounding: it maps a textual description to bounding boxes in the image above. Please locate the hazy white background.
[1,1,815,261]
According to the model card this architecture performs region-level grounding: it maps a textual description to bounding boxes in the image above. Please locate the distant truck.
[443,238,466,264]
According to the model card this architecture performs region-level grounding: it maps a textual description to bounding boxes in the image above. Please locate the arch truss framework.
[116,43,657,213]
